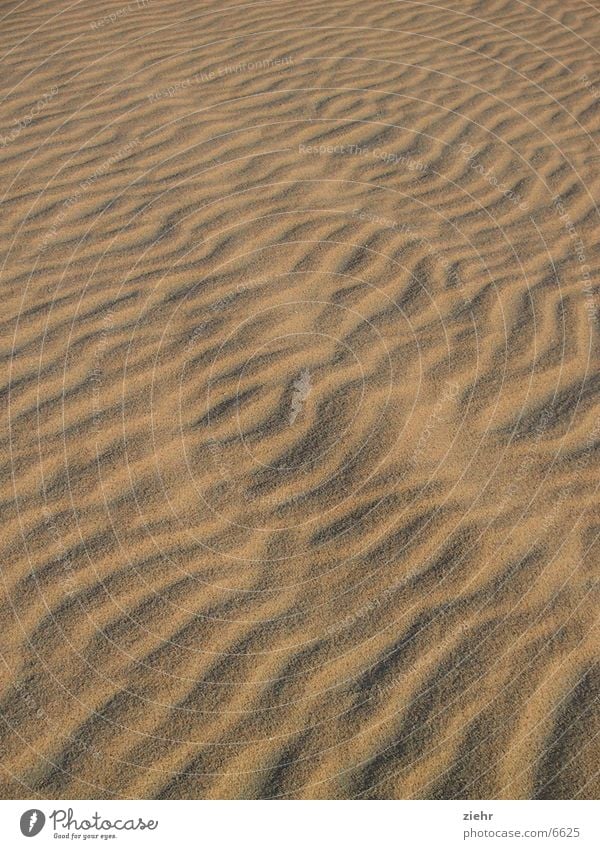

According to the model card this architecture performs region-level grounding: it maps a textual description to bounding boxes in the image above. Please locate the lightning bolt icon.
[29,812,37,833]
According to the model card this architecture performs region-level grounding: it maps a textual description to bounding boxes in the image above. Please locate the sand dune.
[1,0,599,799]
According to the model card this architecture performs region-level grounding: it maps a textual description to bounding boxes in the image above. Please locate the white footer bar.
[0,800,597,848]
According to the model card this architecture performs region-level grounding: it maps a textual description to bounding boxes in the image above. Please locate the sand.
[1,0,599,799]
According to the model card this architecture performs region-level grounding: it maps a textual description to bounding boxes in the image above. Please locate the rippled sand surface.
[1,0,600,799]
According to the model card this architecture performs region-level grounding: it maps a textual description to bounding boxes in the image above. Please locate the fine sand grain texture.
[1,0,600,799]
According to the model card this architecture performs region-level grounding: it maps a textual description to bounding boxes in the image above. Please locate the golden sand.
[1,0,599,799]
